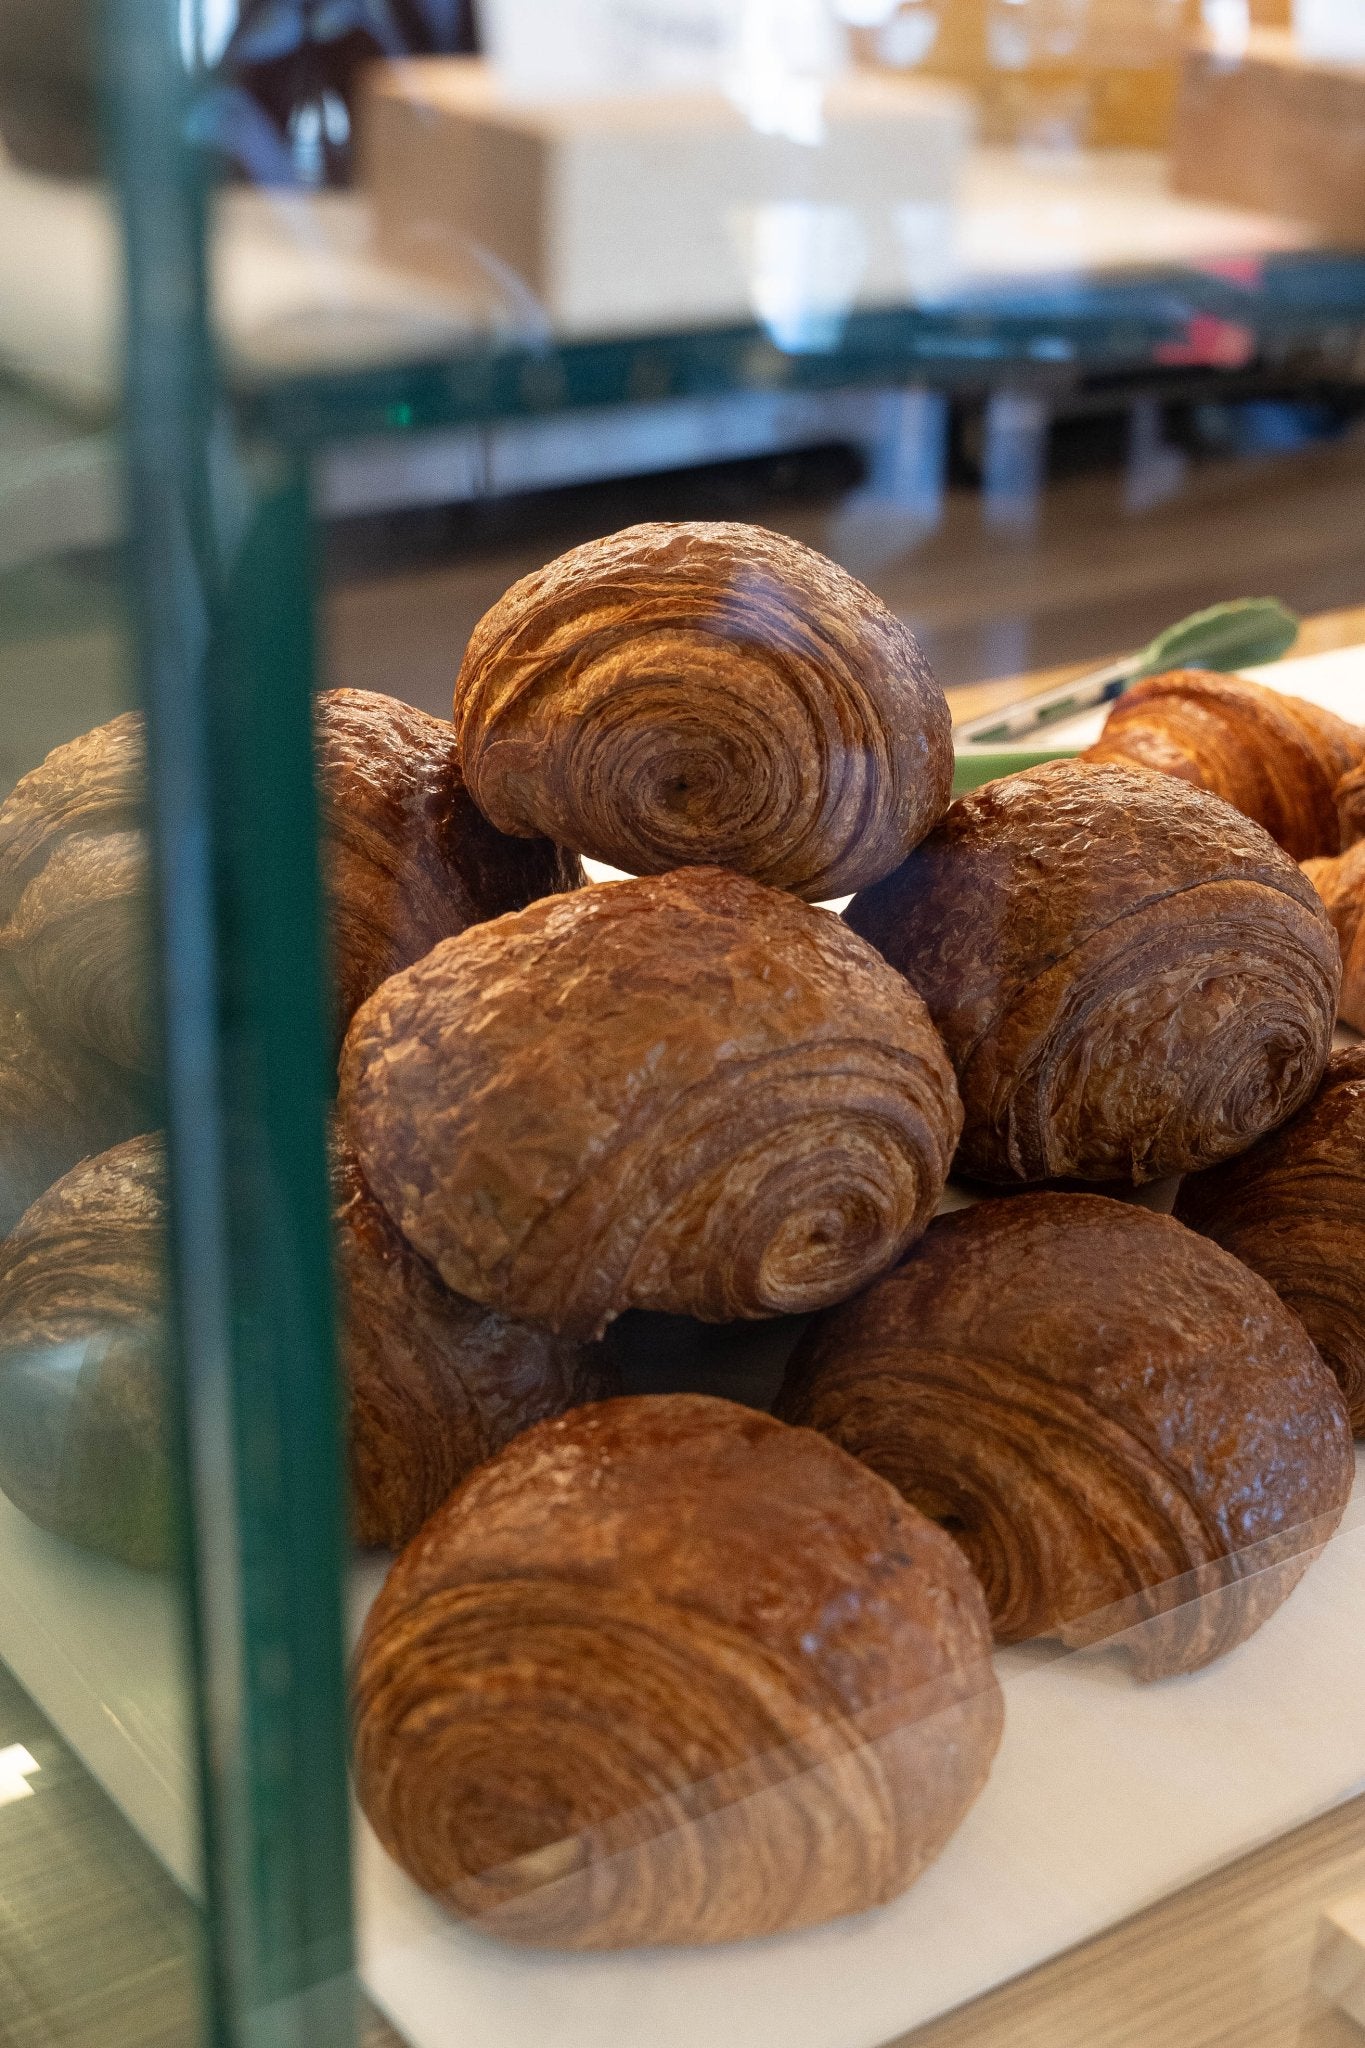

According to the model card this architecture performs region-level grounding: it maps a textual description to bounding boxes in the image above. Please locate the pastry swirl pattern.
[1177,1044,1365,1432]
[0,1132,606,1563]
[1083,667,1365,859]
[777,1194,1355,1679]
[0,691,579,1066]
[1303,840,1365,1031]
[846,760,1340,1184]
[0,1133,169,1566]
[352,1393,1003,1947]
[453,522,953,900]
[339,866,963,1338]
[0,960,143,1237]
[335,1142,609,1548]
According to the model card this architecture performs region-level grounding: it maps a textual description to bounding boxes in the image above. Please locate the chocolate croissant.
[317,688,580,1032]
[0,691,580,1068]
[352,1393,1003,1947]
[5,828,152,1071]
[453,521,953,900]
[0,1132,606,1564]
[1176,1045,1365,1432]
[334,1143,608,1549]
[339,866,962,1339]
[1303,840,1365,1031]
[777,1194,1354,1679]
[845,759,1339,1185]
[0,960,144,1236]
[0,713,158,1071]
[0,1133,170,1566]
[1333,757,1365,847]
[1083,667,1365,860]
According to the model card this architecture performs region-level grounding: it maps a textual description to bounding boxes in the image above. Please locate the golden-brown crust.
[1176,1045,1365,1432]
[453,521,953,900]
[5,829,153,1071]
[0,1130,607,1563]
[1083,668,1365,859]
[339,866,963,1338]
[777,1194,1355,1679]
[845,759,1340,1184]
[352,1392,1003,1947]
[334,1142,611,1549]
[316,688,581,1035]
[1303,840,1365,1031]
[0,963,144,1237]
[0,1133,170,1567]
[0,692,582,1065]
[0,711,145,915]
[1335,757,1365,847]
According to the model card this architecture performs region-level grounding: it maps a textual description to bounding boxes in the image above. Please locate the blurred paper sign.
[1293,0,1365,63]
[478,0,848,103]
[477,0,731,98]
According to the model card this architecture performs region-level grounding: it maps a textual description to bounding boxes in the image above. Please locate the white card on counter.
[477,0,729,100]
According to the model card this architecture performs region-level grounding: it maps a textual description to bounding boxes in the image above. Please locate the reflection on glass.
[737,201,869,351]
[0,388,208,2033]
[0,1141,169,1570]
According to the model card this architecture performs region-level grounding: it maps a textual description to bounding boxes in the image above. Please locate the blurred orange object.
[854,0,1287,148]
[1172,28,1365,242]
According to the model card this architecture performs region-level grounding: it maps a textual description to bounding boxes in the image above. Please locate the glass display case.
[2,3,1365,2046]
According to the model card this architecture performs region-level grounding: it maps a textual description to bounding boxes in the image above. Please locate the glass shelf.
[235,247,1365,447]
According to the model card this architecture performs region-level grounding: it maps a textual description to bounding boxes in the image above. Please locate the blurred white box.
[358,57,972,340]
[1295,0,1365,64]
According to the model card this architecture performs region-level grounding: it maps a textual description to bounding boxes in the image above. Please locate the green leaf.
[1131,598,1300,681]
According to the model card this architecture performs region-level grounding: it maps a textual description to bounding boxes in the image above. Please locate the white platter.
[0,1447,1360,2048]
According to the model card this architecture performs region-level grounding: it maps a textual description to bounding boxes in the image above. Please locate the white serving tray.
[0,1428,1360,2048]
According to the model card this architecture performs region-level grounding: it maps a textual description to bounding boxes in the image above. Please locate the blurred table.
[0,145,1360,427]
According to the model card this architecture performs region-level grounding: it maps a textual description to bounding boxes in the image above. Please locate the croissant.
[317,688,580,1031]
[5,827,152,1071]
[0,1132,607,1564]
[0,961,144,1236]
[0,1133,170,1566]
[845,759,1339,1185]
[0,709,144,888]
[334,1142,609,1549]
[352,1393,1003,1948]
[1082,667,1365,860]
[1334,757,1365,846]
[339,866,962,1339]
[452,521,953,901]
[0,691,580,1067]
[777,1194,1355,1680]
[1303,840,1365,1031]
[1175,1045,1365,1432]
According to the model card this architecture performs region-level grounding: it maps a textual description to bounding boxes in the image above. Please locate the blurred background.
[4,0,1365,790]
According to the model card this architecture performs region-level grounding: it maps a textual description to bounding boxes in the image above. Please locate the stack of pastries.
[1082,662,1365,1028]
[1,522,1360,1954]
